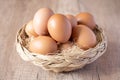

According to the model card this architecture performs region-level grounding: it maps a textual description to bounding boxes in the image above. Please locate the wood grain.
[0,0,120,80]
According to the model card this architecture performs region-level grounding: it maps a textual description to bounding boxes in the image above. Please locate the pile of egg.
[25,8,97,55]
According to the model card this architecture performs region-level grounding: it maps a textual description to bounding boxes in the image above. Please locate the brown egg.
[60,41,73,50]
[48,14,72,43]
[33,8,54,35]
[66,14,77,27]
[25,20,38,37]
[29,36,57,55]
[76,12,96,29]
[72,25,97,50]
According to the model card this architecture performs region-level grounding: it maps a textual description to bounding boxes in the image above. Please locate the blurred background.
[0,0,120,80]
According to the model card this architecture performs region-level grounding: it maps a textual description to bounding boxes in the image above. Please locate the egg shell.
[72,25,97,50]
[66,14,77,27]
[33,8,54,35]
[29,36,57,55]
[60,41,73,50]
[25,20,38,37]
[48,14,72,43]
[76,12,96,29]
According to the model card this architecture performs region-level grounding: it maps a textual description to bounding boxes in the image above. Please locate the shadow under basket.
[16,24,107,72]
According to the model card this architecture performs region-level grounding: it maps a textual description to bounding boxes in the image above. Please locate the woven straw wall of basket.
[16,24,107,72]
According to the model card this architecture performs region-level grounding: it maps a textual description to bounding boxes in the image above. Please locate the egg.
[72,25,97,50]
[66,14,77,27]
[33,8,54,35]
[25,20,38,37]
[48,14,72,43]
[60,41,73,50]
[29,36,57,55]
[76,12,96,29]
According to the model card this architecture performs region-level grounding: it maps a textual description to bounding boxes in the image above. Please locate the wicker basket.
[16,24,107,72]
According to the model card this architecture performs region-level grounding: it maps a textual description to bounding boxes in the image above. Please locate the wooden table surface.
[0,0,120,80]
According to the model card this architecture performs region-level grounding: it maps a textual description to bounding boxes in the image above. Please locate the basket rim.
[16,24,107,61]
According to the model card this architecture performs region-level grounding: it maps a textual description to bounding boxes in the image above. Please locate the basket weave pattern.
[16,25,107,72]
